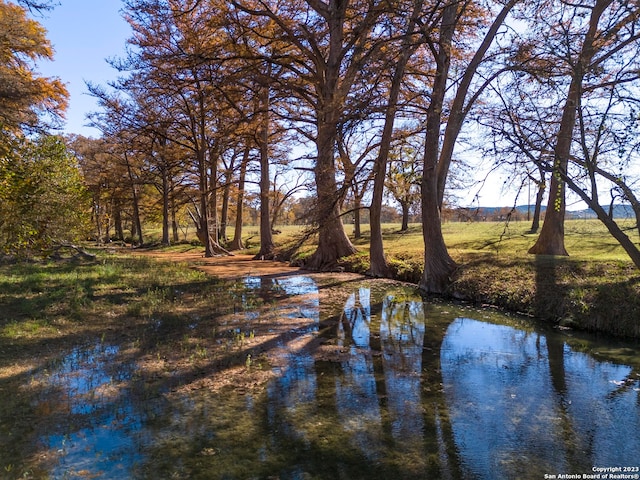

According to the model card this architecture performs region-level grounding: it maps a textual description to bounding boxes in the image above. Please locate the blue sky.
[37,0,131,137]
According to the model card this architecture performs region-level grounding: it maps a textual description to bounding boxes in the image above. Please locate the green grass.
[138,218,639,269]
[0,255,215,368]
[127,218,640,264]
[339,220,638,263]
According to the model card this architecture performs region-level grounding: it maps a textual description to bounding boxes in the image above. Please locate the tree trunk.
[171,193,179,243]
[131,186,143,246]
[306,121,357,271]
[529,169,546,234]
[528,182,568,255]
[530,186,545,234]
[270,190,285,232]
[209,154,220,246]
[199,187,214,256]
[129,212,136,244]
[401,201,410,232]
[133,191,144,245]
[353,198,361,240]
[309,205,357,270]
[161,167,170,245]
[230,144,249,251]
[304,0,360,270]
[421,171,457,293]
[196,145,226,256]
[528,0,609,256]
[369,0,424,278]
[420,2,458,294]
[94,204,103,245]
[420,0,515,291]
[197,148,214,257]
[124,152,144,246]
[220,168,232,245]
[113,204,124,241]
[254,78,275,260]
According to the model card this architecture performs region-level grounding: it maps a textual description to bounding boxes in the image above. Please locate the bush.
[0,135,91,256]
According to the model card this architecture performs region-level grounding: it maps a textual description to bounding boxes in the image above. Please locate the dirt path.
[133,250,301,279]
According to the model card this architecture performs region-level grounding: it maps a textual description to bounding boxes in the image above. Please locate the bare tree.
[419,0,519,293]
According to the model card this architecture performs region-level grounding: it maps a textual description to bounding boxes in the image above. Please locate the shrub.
[0,135,91,256]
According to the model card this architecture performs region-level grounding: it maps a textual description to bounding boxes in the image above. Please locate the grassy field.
[294,219,638,262]
[146,219,638,263]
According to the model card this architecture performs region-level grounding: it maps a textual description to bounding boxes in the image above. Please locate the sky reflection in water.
[441,318,640,477]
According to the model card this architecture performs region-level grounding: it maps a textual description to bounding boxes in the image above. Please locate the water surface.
[1,274,639,479]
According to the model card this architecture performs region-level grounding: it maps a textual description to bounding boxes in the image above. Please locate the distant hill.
[567,204,636,220]
[455,204,636,220]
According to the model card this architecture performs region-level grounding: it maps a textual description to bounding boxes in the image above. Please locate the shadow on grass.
[451,253,640,338]
[533,256,572,321]
[531,256,640,338]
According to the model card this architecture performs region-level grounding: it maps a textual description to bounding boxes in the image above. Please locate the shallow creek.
[1,274,639,479]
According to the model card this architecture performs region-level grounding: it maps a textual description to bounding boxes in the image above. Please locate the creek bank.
[337,253,640,339]
[134,246,640,339]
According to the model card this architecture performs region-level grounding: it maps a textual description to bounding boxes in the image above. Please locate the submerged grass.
[0,252,295,476]
[0,254,242,378]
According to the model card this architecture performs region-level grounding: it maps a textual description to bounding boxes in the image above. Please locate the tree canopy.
[0,0,67,141]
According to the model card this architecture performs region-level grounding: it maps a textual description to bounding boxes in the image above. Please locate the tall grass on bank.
[0,254,240,377]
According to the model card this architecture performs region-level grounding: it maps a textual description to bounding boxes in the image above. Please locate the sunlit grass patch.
[1,318,57,340]
[0,254,217,350]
